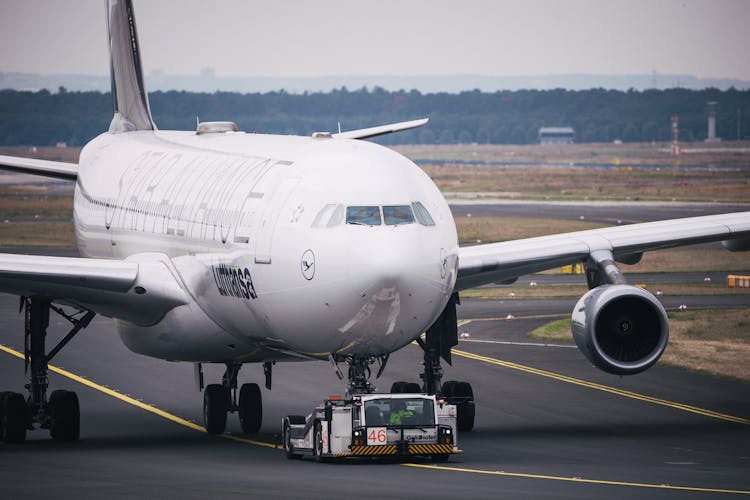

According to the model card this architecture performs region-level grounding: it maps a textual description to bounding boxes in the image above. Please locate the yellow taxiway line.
[451,347,750,426]
[0,343,275,449]
[2,342,748,495]
[403,463,750,496]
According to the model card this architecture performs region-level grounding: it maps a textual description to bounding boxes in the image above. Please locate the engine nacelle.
[571,284,669,375]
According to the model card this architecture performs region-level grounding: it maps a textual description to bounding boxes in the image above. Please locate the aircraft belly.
[117,302,241,361]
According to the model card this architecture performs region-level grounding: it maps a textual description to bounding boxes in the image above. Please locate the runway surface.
[1,291,749,499]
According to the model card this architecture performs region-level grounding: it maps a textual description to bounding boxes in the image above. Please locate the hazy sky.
[1,0,749,80]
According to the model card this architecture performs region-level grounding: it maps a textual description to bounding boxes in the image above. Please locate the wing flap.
[0,253,189,326]
[0,155,78,180]
[456,211,750,290]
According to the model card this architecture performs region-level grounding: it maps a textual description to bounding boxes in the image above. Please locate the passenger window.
[346,206,381,226]
[412,202,435,226]
[383,205,415,225]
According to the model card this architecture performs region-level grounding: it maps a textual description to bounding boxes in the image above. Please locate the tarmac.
[0,291,748,499]
[0,202,749,498]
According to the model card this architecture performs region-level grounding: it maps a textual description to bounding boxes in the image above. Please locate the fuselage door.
[255,172,299,264]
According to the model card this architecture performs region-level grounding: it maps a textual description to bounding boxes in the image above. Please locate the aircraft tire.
[2,391,27,443]
[0,391,6,438]
[49,390,80,441]
[203,384,228,435]
[440,380,457,398]
[390,381,407,393]
[454,382,475,432]
[239,383,262,434]
[404,382,421,393]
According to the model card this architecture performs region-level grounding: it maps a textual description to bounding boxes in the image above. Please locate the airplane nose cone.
[350,231,418,290]
[325,226,455,355]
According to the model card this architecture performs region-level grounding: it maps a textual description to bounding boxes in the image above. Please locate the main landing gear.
[1,298,95,443]
[391,293,476,431]
[199,361,270,435]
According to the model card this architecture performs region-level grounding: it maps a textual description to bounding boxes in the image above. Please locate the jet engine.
[571,284,669,375]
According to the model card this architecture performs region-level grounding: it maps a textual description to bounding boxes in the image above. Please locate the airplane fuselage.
[73,129,459,363]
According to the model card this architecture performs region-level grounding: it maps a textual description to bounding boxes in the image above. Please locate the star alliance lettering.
[212,264,258,300]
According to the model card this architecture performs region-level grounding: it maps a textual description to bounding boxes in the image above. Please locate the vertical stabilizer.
[107,0,156,133]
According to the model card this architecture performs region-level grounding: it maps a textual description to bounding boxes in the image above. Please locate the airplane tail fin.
[107,0,156,133]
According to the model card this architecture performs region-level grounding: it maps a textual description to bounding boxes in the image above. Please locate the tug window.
[346,206,381,226]
[383,205,415,225]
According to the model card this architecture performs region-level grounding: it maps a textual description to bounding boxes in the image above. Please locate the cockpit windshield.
[383,205,415,225]
[314,202,435,228]
[346,206,381,226]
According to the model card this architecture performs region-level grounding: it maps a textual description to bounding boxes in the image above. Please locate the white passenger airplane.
[1,0,748,444]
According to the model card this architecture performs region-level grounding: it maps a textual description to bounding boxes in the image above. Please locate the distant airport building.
[538,126,575,144]
[705,101,721,142]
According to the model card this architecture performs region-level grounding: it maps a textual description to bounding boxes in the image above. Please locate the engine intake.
[571,284,669,375]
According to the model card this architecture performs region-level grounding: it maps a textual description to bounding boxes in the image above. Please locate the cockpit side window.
[412,202,435,226]
[312,203,345,228]
[328,204,345,227]
[383,205,415,225]
[312,204,336,227]
[346,206,381,226]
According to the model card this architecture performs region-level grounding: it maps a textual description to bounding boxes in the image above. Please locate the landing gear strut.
[201,362,263,435]
[340,354,389,396]
[392,293,476,431]
[346,356,375,395]
[1,298,94,443]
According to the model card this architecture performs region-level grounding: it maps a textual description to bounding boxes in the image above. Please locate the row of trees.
[0,87,748,146]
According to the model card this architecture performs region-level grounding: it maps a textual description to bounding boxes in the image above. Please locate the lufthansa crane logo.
[301,249,315,280]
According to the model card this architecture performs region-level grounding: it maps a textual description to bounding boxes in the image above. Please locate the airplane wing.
[334,118,429,140]
[0,155,78,180]
[456,211,750,290]
[0,253,189,325]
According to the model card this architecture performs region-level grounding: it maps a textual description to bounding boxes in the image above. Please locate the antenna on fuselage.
[106,0,157,133]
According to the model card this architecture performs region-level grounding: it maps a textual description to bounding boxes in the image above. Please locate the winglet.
[107,0,156,133]
[333,118,429,140]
